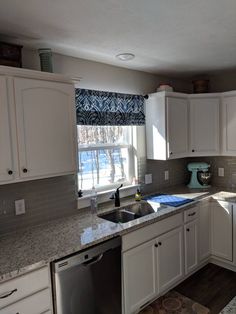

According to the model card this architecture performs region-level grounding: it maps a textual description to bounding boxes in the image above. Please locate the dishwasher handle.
[83,253,103,266]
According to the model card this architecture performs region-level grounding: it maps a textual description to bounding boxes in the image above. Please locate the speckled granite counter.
[1,185,236,283]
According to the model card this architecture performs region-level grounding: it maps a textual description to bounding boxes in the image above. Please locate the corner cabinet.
[146,92,188,160]
[211,200,233,262]
[0,66,77,184]
[189,95,220,156]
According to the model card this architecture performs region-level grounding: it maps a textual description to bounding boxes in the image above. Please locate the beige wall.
[208,70,236,93]
[22,48,191,94]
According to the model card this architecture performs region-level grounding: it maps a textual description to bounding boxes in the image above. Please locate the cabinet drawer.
[0,266,49,309]
[0,288,51,314]
[122,213,183,251]
[184,206,199,223]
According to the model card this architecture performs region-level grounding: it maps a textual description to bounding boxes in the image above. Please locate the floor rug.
[139,290,210,314]
[220,296,236,313]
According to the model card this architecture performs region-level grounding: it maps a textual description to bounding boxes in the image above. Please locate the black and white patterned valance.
[75,89,145,126]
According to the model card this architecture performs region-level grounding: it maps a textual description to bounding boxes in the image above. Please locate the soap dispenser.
[135,189,142,201]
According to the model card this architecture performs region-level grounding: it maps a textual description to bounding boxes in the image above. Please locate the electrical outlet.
[164,170,169,181]
[218,167,224,177]
[145,174,152,184]
[15,199,26,215]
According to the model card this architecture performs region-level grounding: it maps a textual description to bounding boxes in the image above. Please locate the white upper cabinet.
[146,92,188,160]
[222,94,236,155]
[189,96,220,156]
[14,78,77,179]
[0,76,15,182]
[0,66,77,184]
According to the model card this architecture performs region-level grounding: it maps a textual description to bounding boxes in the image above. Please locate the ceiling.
[1,0,236,76]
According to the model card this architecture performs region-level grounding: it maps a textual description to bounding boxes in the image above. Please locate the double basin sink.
[98,201,155,224]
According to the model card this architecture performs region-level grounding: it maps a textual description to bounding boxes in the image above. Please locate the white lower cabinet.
[184,220,198,274]
[0,288,51,314]
[123,227,184,314]
[211,200,233,261]
[123,239,157,314]
[198,200,211,262]
[157,227,184,293]
[0,266,52,314]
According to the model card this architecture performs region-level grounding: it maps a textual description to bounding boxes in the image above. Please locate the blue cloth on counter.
[143,194,194,207]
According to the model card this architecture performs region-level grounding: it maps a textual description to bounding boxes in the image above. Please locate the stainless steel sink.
[99,209,136,223]
[98,201,154,224]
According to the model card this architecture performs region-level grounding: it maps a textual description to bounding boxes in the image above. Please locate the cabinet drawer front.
[122,213,183,251]
[184,206,199,223]
[0,267,49,309]
[0,288,51,314]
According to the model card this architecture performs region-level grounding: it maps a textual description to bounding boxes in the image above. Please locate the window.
[77,125,135,193]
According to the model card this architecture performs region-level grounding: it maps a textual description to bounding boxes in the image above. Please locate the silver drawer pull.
[188,212,196,216]
[0,288,17,299]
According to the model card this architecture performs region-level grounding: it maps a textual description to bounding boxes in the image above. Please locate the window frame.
[77,125,136,194]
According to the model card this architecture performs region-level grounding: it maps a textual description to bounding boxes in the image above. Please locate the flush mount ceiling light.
[116,53,135,61]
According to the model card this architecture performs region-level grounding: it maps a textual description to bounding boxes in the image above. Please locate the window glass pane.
[77,125,130,146]
[77,125,133,191]
[78,147,130,190]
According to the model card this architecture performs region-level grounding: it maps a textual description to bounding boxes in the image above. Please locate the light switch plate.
[15,199,26,215]
[145,174,152,185]
[164,170,169,181]
[218,167,224,177]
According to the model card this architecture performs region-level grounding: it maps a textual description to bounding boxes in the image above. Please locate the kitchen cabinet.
[157,227,184,293]
[184,220,198,274]
[0,66,77,184]
[0,266,52,314]
[0,76,15,183]
[146,92,188,160]
[123,239,157,314]
[123,222,184,314]
[198,200,211,262]
[211,200,233,261]
[222,94,236,155]
[189,96,220,156]
[14,77,77,179]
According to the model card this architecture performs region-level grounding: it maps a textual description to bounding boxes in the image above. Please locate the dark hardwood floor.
[175,263,236,314]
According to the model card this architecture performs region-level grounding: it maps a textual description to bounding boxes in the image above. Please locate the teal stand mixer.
[187,162,211,188]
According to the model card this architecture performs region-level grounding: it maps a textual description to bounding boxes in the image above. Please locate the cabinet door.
[123,239,157,314]
[0,288,51,314]
[190,97,219,156]
[211,200,233,261]
[167,97,188,159]
[0,76,15,182]
[14,78,77,179]
[198,201,211,262]
[157,227,184,293]
[222,95,236,155]
[184,220,198,274]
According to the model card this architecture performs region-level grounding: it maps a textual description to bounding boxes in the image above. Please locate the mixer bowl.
[197,171,212,186]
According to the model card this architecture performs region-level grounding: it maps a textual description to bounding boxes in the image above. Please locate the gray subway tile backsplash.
[0,175,78,235]
[0,156,235,236]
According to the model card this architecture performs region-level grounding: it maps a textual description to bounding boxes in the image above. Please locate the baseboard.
[210,258,236,272]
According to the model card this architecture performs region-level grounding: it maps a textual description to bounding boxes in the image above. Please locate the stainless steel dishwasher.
[52,237,121,314]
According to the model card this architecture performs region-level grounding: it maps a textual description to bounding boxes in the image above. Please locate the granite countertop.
[1,185,236,283]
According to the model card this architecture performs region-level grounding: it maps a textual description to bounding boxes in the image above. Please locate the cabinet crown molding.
[0,65,74,84]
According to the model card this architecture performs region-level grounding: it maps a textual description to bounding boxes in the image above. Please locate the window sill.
[77,184,140,209]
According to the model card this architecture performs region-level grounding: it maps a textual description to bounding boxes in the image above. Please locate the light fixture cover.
[116,53,135,61]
